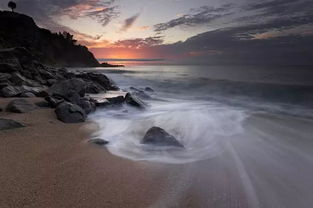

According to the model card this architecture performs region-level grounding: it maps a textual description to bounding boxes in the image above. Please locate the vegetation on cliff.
[0,11,108,67]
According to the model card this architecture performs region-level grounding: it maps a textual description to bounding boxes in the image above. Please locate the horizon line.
[98,58,166,62]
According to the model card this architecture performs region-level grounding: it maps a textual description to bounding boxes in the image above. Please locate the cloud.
[9,0,119,30]
[112,36,164,49]
[120,13,140,32]
[154,4,234,32]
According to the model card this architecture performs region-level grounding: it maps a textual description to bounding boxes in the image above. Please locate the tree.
[8,1,16,12]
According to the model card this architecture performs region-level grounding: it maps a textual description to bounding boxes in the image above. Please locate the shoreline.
[0,98,168,208]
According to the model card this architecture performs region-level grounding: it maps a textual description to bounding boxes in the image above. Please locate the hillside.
[0,11,101,67]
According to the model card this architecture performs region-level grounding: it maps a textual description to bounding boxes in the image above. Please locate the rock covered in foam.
[141,126,184,148]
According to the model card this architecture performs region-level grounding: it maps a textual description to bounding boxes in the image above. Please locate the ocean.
[74,64,313,207]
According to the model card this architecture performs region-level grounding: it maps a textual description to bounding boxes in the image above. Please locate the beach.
[0,98,166,208]
[2,97,313,208]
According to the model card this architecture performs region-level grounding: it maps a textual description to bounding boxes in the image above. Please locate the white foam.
[90,101,247,164]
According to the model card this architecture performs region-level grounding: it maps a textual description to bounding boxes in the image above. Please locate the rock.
[78,98,96,114]
[46,79,57,86]
[20,92,35,97]
[106,96,125,105]
[6,99,35,113]
[145,87,154,92]
[10,72,41,87]
[0,85,47,97]
[91,97,110,107]
[0,62,22,73]
[0,85,22,97]
[125,93,146,108]
[76,72,117,91]
[0,73,11,81]
[129,87,151,99]
[35,100,51,108]
[48,78,86,100]
[141,127,184,148]
[85,81,106,94]
[89,138,109,145]
[55,102,86,123]
[0,118,25,130]
[45,96,64,108]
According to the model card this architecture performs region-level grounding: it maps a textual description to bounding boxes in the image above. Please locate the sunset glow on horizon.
[3,0,312,64]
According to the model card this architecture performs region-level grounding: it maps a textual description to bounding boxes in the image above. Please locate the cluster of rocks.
[0,47,143,124]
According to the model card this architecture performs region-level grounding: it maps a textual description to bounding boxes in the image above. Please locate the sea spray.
[90,101,247,164]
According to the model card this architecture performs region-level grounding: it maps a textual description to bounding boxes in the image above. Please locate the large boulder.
[76,72,117,91]
[48,78,86,102]
[141,127,184,148]
[0,118,25,130]
[55,102,86,123]
[125,93,146,108]
[0,85,22,97]
[6,99,35,113]
[48,78,86,99]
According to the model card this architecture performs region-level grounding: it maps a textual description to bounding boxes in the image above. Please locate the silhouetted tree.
[8,1,16,12]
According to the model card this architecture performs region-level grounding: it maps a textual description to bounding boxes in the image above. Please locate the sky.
[1,0,313,64]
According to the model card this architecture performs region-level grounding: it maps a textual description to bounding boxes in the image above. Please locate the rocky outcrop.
[0,11,100,67]
[141,127,184,148]
[0,118,25,130]
[6,99,35,113]
[55,102,86,123]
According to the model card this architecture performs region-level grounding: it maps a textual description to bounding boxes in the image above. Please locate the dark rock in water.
[91,97,110,107]
[6,99,35,113]
[145,87,154,92]
[45,96,64,108]
[0,118,25,130]
[55,102,86,123]
[106,96,125,105]
[129,87,151,99]
[89,138,109,145]
[141,127,184,148]
[125,93,146,108]
[49,78,86,98]
[35,100,51,108]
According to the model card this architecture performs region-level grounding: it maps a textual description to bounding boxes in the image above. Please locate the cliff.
[0,11,101,67]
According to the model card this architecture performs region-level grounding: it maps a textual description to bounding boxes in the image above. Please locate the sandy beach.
[0,98,169,208]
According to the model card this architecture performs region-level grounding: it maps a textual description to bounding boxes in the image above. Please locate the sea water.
[74,65,313,207]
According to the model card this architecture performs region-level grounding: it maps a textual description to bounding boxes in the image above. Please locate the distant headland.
[0,10,123,67]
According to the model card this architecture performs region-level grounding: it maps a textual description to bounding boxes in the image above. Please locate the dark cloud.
[1,0,118,30]
[85,6,119,27]
[152,24,313,65]
[113,36,164,49]
[120,13,140,32]
[154,4,234,32]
